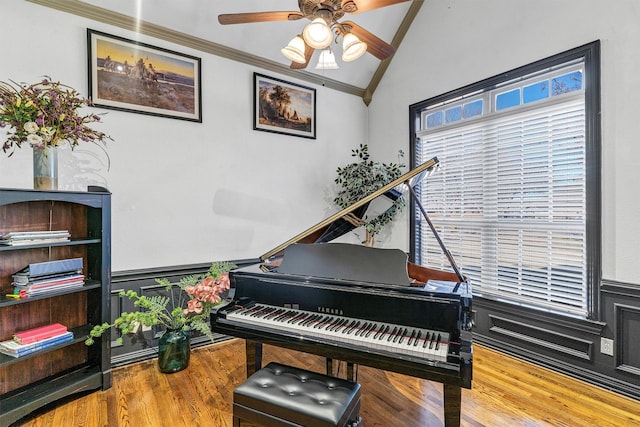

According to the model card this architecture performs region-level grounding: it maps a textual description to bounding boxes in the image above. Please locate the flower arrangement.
[334,144,406,246]
[85,261,236,345]
[0,77,111,156]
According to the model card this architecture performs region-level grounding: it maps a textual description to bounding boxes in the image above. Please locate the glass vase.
[32,146,58,190]
[157,328,190,374]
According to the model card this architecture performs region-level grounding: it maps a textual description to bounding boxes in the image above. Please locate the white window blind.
[416,79,587,317]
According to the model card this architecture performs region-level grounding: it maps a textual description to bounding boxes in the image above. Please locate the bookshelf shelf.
[0,188,112,427]
[0,238,101,252]
[0,281,101,307]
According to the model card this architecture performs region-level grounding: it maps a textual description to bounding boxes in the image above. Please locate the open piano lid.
[253,156,465,292]
[260,156,440,262]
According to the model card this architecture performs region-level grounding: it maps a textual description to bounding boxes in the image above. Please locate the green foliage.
[334,144,406,240]
[85,261,236,346]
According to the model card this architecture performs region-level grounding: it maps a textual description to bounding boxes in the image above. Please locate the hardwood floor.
[12,338,640,427]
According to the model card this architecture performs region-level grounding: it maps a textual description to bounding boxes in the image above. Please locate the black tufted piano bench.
[233,362,362,427]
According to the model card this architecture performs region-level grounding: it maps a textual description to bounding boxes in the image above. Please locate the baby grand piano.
[212,157,472,427]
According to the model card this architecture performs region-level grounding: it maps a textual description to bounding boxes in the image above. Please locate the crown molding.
[26,0,422,105]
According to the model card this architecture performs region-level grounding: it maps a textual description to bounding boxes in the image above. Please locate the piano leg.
[443,384,462,427]
[325,359,357,381]
[347,362,355,381]
[245,340,263,377]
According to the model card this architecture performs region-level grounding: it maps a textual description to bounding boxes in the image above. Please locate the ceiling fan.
[218,0,411,69]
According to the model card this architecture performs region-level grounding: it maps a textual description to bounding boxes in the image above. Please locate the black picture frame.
[87,29,202,122]
[253,73,316,139]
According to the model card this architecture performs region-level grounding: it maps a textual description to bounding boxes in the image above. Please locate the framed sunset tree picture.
[253,73,316,139]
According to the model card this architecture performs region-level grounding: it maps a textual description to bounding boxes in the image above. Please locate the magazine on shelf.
[13,272,84,287]
[0,331,74,357]
[14,280,85,296]
[12,258,83,281]
[0,231,70,240]
[0,230,70,246]
[1,237,70,246]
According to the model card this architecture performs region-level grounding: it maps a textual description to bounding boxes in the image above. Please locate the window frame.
[408,41,601,319]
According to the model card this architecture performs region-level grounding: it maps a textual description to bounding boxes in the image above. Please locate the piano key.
[321,317,334,330]
[288,312,310,324]
[342,320,356,334]
[423,332,431,348]
[398,328,408,344]
[407,329,417,346]
[365,324,378,338]
[336,318,351,332]
[328,318,343,332]
[388,326,398,342]
[310,314,328,327]
[373,325,386,340]
[357,322,372,337]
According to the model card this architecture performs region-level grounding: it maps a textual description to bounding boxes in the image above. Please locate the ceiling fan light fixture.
[302,17,333,49]
[341,32,367,62]
[315,49,339,70]
[281,35,307,63]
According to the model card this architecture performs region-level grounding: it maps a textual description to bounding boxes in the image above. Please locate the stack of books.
[0,230,70,246]
[0,323,73,358]
[12,258,85,296]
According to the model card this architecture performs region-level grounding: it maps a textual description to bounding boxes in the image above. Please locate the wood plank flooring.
[12,338,640,427]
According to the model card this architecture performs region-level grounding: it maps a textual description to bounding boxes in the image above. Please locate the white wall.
[0,0,368,271]
[5,1,638,284]
[368,0,640,285]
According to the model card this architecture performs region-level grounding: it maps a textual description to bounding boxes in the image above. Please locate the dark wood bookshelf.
[0,188,112,427]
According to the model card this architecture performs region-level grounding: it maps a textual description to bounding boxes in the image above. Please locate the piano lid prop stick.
[405,181,465,288]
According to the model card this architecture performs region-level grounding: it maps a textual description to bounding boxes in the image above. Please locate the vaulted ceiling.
[28,0,424,105]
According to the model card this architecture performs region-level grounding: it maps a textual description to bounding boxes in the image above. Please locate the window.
[409,42,600,318]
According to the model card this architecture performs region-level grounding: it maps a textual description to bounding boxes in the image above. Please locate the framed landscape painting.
[254,73,316,139]
[87,29,202,122]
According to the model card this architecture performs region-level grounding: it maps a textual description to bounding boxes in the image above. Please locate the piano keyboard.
[224,303,451,362]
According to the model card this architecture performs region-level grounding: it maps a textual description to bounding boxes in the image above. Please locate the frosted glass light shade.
[303,17,333,49]
[342,33,367,62]
[315,49,339,70]
[281,35,307,63]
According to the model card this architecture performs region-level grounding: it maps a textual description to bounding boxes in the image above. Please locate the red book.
[13,323,68,345]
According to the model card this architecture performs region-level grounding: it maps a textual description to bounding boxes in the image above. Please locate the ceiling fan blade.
[218,11,303,25]
[343,0,411,14]
[290,41,315,69]
[342,21,396,60]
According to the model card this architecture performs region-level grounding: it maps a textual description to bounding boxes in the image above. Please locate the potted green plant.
[334,144,406,246]
[86,261,236,373]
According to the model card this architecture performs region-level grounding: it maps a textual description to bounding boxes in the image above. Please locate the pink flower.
[184,298,203,314]
[217,272,231,290]
[184,275,229,306]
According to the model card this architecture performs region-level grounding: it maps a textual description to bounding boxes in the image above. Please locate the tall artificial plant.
[334,144,405,246]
